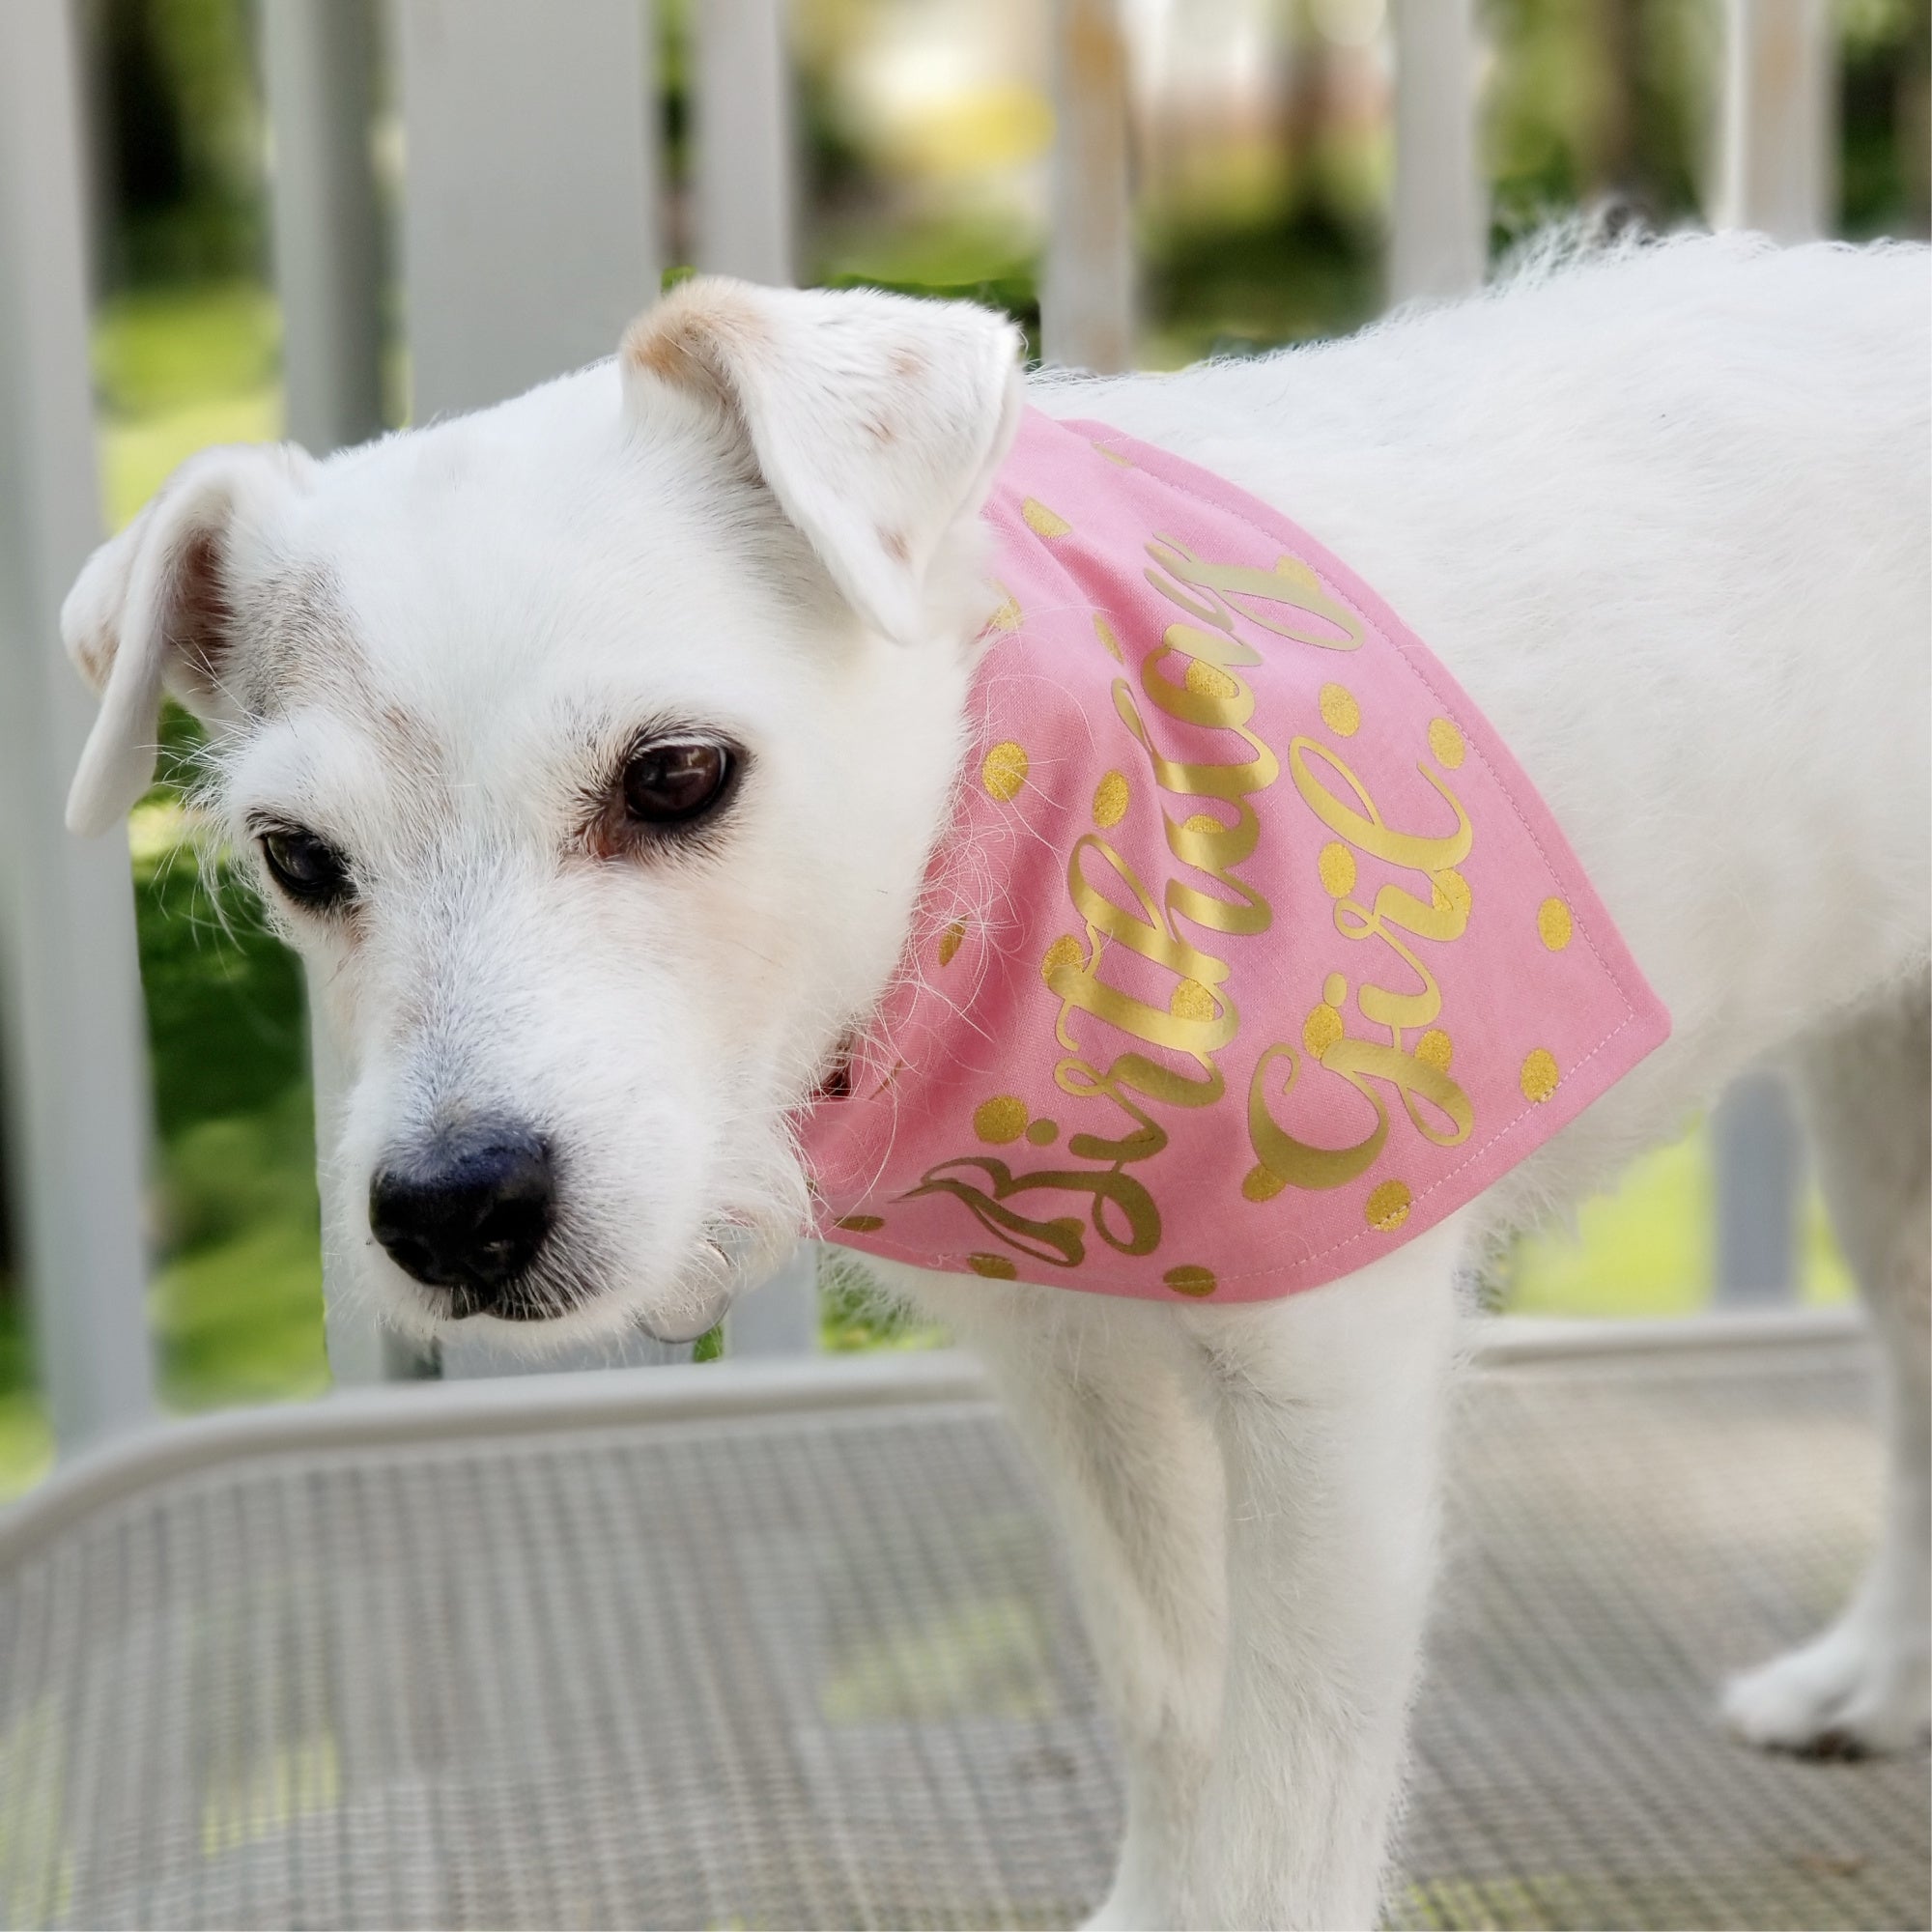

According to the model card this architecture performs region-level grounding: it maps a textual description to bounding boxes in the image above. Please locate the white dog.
[61,231,1929,1928]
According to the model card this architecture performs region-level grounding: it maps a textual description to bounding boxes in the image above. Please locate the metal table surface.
[0,1321,1923,1930]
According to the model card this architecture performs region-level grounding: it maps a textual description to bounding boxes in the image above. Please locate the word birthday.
[907,532,1478,1274]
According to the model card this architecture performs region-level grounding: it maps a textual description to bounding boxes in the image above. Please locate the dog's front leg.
[880,1264,1228,1930]
[1175,1225,1464,1931]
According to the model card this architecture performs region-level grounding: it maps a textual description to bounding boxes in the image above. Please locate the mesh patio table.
[0,1318,1924,1930]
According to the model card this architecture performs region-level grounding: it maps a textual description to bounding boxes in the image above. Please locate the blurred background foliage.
[1,0,1923,1492]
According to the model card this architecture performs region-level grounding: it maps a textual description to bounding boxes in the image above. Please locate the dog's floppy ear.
[620,277,1025,644]
[63,441,313,836]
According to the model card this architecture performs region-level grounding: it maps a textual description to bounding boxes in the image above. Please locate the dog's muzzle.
[369,1120,556,1318]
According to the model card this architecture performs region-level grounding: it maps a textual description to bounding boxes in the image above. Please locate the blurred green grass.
[0,269,1850,1503]
[1508,1128,1852,1318]
[95,279,282,526]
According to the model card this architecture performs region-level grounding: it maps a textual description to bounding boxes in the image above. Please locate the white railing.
[0,0,158,1452]
[0,0,1835,1450]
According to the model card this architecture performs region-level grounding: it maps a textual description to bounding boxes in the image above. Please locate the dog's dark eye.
[259,827,354,909]
[621,741,734,825]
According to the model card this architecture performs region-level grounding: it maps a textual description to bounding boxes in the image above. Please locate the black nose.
[369,1124,554,1311]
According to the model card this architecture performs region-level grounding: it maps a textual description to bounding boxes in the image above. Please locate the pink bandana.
[800,409,1668,1301]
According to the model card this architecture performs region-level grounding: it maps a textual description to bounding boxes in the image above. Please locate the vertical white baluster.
[691,0,824,1354]
[263,0,394,1380]
[306,958,408,1384]
[1717,0,1835,239]
[694,0,796,285]
[1389,0,1487,303]
[393,0,661,422]
[1713,1068,1802,1306]
[1044,0,1135,372]
[0,0,156,1448]
[1704,0,1832,1306]
[389,0,680,1376]
[727,1242,821,1357]
[263,0,386,455]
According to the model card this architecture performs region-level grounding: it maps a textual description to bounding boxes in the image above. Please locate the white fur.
[62,235,1930,1925]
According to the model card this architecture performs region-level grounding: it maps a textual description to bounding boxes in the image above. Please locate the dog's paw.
[1723,1615,1931,1758]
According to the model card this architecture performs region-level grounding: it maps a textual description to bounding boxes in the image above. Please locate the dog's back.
[1045,233,1932,1217]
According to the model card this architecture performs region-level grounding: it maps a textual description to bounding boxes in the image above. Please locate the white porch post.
[1717,0,1836,240]
[263,0,386,456]
[389,0,683,1375]
[1712,1069,1803,1307]
[727,1243,820,1357]
[693,0,796,286]
[0,0,157,1448]
[392,0,661,422]
[689,0,827,1353]
[1389,0,1488,303]
[1702,0,1834,1306]
[261,0,393,1379]
[1043,0,1135,373]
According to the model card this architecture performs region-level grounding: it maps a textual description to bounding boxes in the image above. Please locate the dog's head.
[64,279,1023,1346]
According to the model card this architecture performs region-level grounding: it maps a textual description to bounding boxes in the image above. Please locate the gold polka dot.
[1093,613,1123,661]
[1093,440,1134,467]
[1432,868,1472,922]
[985,588,1022,633]
[1427,717,1465,769]
[1538,896,1574,951]
[1366,1179,1412,1231]
[1163,1264,1217,1297]
[1041,933,1085,983]
[1093,769,1129,828]
[968,1253,1018,1279]
[1184,658,1241,700]
[1415,1028,1453,1072]
[981,740,1029,802]
[1182,811,1222,835]
[1319,682,1361,736]
[1021,497,1072,538]
[1322,972,1348,1009]
[1520,1048,1559,1104]
[1303,1003,1346,1057]
[973,1095,1029,1144]
[937,921,966,966]
[1170,978,1217,1021]
[1319,840,1357,898]
[1242,1164,1287,1203]
[1025,1118,1058,1146]
[835,1214,886,1233]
